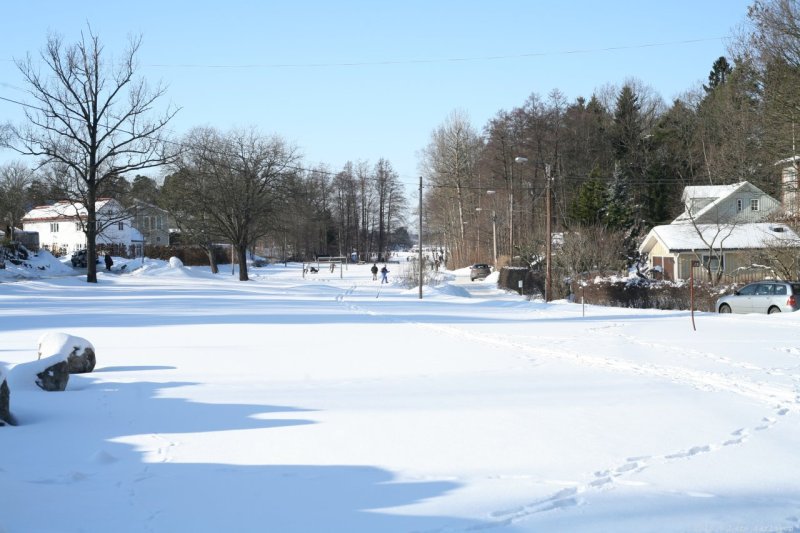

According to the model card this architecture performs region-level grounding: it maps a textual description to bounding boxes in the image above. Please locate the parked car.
[70,250,101,268]
[470,263,492,281]
[716,281,800,314]
[70,249,88,268]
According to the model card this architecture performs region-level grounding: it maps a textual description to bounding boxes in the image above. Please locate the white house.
[639,222,800,281]
[22,199,143,256]
[672,181,781,225]
[639,181,799,281]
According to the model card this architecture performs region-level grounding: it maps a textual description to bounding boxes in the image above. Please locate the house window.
[736,199,743,212]
[156,216,163,230]
[50,222,59,233]
[702,255,724,271]
[118,222,124,231]
[75,222,82,231]
[751,199,760,211]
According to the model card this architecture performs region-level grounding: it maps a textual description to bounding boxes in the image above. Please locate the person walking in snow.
[371,263,378,280]
[104,253,113,271]
[380,265,389,284]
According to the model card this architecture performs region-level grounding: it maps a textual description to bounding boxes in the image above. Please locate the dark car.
[70,250,101,268]
[70,249,88,268]
[470,263,492,281]
[716,281,800,314]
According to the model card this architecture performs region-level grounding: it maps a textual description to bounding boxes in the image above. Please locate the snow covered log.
[38,332,96,374]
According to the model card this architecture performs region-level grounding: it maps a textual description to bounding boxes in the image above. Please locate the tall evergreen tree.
[703,56,733,93]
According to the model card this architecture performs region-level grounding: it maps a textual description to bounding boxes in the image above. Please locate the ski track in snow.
[333,279,800,531]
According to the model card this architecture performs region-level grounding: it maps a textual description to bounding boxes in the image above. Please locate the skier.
[370,263,379,280]
[380,265,389,284]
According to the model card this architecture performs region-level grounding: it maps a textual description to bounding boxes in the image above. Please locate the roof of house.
[673,182,755,223]
[22,199,117,222]
[640,222,800,253]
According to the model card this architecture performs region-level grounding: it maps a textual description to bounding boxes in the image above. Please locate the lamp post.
[514,157,552,302]
[418,175,423,300]
[486,190,498,270]
[544,164,552,303]
[477,191,498,270]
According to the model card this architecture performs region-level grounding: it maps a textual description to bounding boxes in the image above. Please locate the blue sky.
[1,1,753,191]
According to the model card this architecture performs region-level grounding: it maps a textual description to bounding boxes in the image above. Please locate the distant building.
[22,198,143,256]
[130,201,170,246]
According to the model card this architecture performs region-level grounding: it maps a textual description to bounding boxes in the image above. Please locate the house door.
[663,257,675,281]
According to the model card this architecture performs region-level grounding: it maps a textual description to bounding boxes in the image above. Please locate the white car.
[716,281,800,314]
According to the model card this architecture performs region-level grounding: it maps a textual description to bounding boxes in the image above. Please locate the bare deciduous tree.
[171,127,299,281]
[0,161,33,239]
[9,27,177,282]
[421,110,482,267]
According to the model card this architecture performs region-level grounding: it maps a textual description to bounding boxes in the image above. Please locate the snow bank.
[132,258,210,279]
[0,249,75,281]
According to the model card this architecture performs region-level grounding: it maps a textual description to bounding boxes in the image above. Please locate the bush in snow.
[568,278,722,311]
[38,332,96,374]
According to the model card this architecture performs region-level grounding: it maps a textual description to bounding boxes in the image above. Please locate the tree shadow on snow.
[1,377,494,533]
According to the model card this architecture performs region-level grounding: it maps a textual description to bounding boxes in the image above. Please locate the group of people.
[370,263,389,284]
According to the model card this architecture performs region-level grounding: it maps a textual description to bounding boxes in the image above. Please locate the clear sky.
[1,1,754,192]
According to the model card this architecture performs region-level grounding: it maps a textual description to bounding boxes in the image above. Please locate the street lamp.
[481,190,498,270]
[513,157,552,303]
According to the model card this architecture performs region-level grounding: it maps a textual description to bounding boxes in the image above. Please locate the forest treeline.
[420,1,800,269]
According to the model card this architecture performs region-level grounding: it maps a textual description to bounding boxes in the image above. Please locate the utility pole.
[419,175,423,300]
[545,164,552,303]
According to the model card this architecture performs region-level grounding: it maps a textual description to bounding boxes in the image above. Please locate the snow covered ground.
[1,255,799,532]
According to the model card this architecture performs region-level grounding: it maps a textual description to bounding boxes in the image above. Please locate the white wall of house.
[22,218,85,255]
[22,199,143,256]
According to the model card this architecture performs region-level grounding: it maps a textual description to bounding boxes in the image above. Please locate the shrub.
[144,245,228,266]
[569,277,724,312]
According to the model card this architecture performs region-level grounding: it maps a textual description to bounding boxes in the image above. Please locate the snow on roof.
[22,199,115,221]
[673,181,766,223]
[642,222,800,252]
[680,183,744,202]
[775,155,800,166]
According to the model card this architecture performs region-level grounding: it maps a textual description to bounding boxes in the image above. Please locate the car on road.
[715,281,800,314]
[470,263,492,281]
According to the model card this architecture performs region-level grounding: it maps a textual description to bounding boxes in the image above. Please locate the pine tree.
[703,56,733,93]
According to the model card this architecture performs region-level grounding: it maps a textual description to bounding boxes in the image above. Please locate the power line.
[3,36,728,71]
[147,37,729,70]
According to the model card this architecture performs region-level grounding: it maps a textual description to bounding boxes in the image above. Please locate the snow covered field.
[1,257,800,532]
